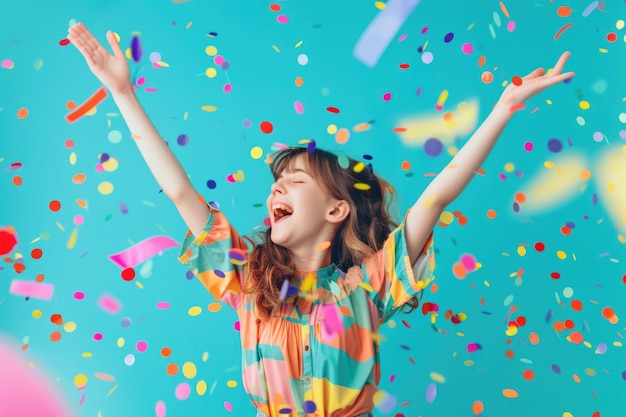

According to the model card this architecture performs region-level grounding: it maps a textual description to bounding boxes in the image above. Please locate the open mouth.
[273,204,294,223]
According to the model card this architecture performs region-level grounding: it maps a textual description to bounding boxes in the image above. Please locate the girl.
[67,22,574,417]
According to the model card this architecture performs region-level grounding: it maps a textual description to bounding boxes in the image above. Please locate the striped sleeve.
[363,214,436,324]
[177,206,248,310]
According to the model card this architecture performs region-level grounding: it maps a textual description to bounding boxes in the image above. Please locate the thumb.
[106,31,124,58]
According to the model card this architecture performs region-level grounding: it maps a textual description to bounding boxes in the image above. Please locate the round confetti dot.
[250,146,263,159]
[260,121,273,134]
[93,332,103,341]
[175,382,191,400]
[547,138,563,153]
[98,181,114,195]
[443,32,454,43]
[297,53,308,65]
[50,313,63,325]
[108,130,122,144]
[424,138,443,157]
[17,107,29,119]
[512,76,523,86]
[592,131,604,142]
[120,317,131,328]
[481,71,494,84]
[461,43,473,54]
[205,67,217,78]
[206,179,217,189]
[166,363,179,376]
[49,200,61,212]
[277,15,289,24]
[207,302,222,313]
[557,6,572,17]
[124,354,135,366]
[131,341,147,355]
[382,92,392,101]
[335,128,350,144]
[471,400,484,415]
[226,380,238,388]
[73,374,88,387]
[177,134,189,146]
[31,248,43,259]
[421,51,434,64]
[522,369,535,380]
[303,400,316,413]
[73,291,85,300]
[1,59,14,69]
[156,301,170,309]
[121,267,135,281]
[205,45,217,56]
[579,100,590,110]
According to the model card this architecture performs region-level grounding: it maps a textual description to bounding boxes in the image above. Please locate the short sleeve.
[178,207,249,310]
[362,213,436,324]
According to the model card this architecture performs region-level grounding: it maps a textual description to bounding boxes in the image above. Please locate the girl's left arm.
[405,51,575,265]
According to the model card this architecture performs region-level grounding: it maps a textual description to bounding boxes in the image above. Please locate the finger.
[551,51,571,75]
[106,31,124,59]
[524,68,545,80]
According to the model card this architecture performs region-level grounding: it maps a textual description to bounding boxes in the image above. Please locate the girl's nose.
[271,181,285,194]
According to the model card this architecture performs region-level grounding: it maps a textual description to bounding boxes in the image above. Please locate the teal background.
[1,0,625,416]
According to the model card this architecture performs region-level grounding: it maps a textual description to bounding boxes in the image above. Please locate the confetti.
[65,86,108,123]
[9,279,54,300]
[108,235,180,268]
[353,0,421,67]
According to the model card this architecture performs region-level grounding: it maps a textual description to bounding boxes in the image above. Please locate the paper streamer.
[9,279,54,300]
[65,86,108,123]
[353,0,421,67]
[108,235,180,269]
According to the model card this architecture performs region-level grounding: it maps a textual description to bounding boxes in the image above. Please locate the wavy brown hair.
[243,146,420,321]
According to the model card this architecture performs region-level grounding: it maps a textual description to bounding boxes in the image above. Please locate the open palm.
[498,51,575,108]
[67,23,132,95]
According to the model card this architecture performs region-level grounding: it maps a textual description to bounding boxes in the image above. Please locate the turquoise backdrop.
[1,0,625,416]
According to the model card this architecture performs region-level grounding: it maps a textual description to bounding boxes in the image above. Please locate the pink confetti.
[9,279,54,300]
[224,401,233,412]
[155,400,166,417]
[156,301,171,309]
[467,342,482,353]
[175,382,190,400]
[108,235,180,269]
[97,293,122,314]
[320,304,344,342]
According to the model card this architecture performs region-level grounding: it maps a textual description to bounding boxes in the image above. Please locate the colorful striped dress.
[178,206,436,417]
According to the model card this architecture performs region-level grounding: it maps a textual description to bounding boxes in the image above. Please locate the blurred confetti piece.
[396,99,478,147]
[97,293,122,314]
[65,87,108,123]
[518,154,587,214]
[320,304,344,341]
[9,279,54,300]
[155,400,166,417]
[108,235,180,268]
[353,0,421,67]
[131,36,142,63]
[595,148,626,231]
[426,382,437,403]
[0,226,18,255]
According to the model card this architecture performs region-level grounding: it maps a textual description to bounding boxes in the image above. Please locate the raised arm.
[67,23,209,237]
[405,51,575,265]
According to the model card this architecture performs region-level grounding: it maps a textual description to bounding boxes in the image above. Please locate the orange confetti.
[17,107,29,119]
[65,86,108,123]
[165,363,179,376]
[471,400,484,415]
[571,299,583,311]
[502,388,519,399]
[556,6,572,17]
[522,369,534,381]
[529,332,540,345]
[161,347,172,357]
[568,331,584,344]
[499,1,510,18]
[601,306,615,319]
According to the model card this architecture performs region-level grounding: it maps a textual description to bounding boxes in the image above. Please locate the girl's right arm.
[68,23,209,237]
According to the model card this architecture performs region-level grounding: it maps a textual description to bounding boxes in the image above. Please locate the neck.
[291,246,333,271]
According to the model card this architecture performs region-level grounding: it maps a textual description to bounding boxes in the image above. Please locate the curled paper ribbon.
[108,235,180,269]
[353,0,421,67]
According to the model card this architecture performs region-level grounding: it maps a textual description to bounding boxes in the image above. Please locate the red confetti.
[31,248,43,259]
[0,230,18,256]
[534,241,545,251]
[550,272,561,279]
[398,63,410,69]
[59,38,70,46]
[326,107,340,114]
[260,121,273,134]
[121,267,136,281]
[49,200,61,212]
[512,76,523,86]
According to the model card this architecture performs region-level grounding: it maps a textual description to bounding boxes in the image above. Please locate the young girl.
[67,22,574,417]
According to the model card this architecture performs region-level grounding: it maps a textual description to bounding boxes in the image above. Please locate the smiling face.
[266,153,347,263]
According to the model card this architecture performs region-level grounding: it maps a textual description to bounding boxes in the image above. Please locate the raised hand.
[67,22,132,95]
[497,51,576,110]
